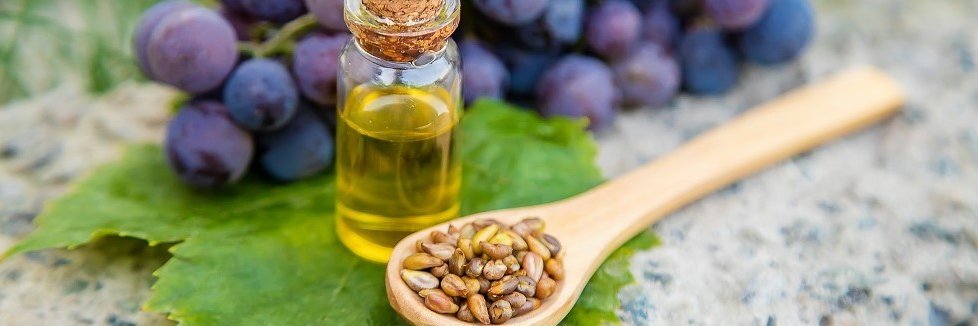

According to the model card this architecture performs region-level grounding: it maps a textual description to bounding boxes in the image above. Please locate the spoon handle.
[548,67,905,262]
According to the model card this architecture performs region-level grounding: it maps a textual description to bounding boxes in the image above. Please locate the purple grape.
[241,0,307,24]
[460,40,508,104]
[472,0,548,26]
[516,0,585,51]
[257,108,334,181]
[739,0,814,64]
[165,101,254,188]
[613,42,680,107]
[293,33,349,105]
[585,0,642,60]
[221,0,247,13]
[678,26,740,95]
[641,1,680,48]
[305,0,346,31]
[494,46,560,97]
[536,55,619,130]
[220,7,257,41]
[541,0,585,46]
[703,0,769,30]
[146,7,239,94]
[223,59,299,131]
[133,0,197,79]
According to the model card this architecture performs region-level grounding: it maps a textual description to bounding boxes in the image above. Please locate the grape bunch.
[135,0,344,187]
[136,0,814,187]
[461,0,815,130]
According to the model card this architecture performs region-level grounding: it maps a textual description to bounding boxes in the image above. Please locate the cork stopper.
[346,0,459,62]
[362,0,442,25]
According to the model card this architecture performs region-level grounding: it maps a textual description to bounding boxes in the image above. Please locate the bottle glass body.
[335,37,462,263]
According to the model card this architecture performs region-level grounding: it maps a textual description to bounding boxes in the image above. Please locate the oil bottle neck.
[352,38,452,70]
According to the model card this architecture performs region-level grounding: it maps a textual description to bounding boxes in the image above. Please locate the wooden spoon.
[385,67,905,325]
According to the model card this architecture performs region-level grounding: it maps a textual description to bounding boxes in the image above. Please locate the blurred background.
[0,0,157,103]
[1,0,977,325]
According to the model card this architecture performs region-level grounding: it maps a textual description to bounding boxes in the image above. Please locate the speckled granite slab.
[1,0,976,325]
[598,1,978,324]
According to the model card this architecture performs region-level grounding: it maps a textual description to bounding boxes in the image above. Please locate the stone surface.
[598,1,978,325]
[0,83,176,326]
[0,0,977,325]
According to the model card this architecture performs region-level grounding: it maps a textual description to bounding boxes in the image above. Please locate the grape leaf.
[3,100,657,325]
[562,232,660,325]
[459,101,603,213]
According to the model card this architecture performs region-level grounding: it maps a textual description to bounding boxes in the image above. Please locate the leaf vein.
[329,259,360,304]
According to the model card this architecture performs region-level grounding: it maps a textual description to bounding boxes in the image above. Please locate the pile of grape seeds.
[400,218,564,324]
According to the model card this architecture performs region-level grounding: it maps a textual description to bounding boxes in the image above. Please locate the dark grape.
[293,33,350,105]
[472,0,548,26]
[257,108,334,182]
[305,0,346,31]
[625,0,658,11]
[460,40,508,104]
[585,0,642,59]
[515,0,584,51]
[537,55,618,130]
[641,1,680,49]
[703,0,768,30]
[146,7,239,94]
[613,42,680,107]
[165,101,254,188]
[739,0,814,64]
[223,59,299,131]
[514,24,558,51]
[541,0,585,47]
[669,0,703,20]
[241,0,307,24]
[133,0,196,80]
[220,7,257,41]
[302,98,337,131]
[678,26,740,95]
[494,46,560,97]
[221,0,246,13]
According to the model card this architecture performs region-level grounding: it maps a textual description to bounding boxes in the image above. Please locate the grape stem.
[244,13,319,58]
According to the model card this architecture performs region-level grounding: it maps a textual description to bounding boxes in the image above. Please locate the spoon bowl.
[386,205,577,325]
[386,67,905,325]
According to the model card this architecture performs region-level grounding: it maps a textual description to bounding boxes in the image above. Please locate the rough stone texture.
[0,83,176,325]
[598,0,978,325]
[0,0,976,325]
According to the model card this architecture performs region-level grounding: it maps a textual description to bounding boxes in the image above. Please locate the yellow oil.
[336,84,461,263]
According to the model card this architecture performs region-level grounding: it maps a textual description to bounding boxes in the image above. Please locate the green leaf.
[562,232,660,325]
[460,99,603,214]
[4,100,656,325]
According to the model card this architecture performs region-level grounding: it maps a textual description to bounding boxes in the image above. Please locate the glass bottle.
[336,0,462,263]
